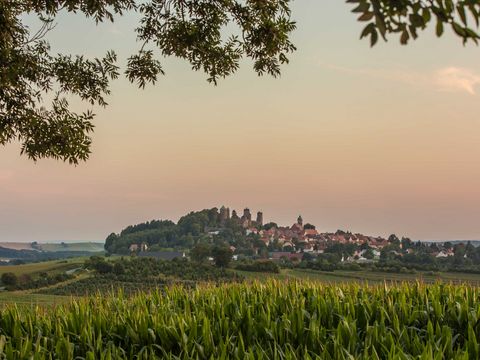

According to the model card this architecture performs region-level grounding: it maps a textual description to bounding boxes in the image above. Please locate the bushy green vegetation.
[41,257,241,296]
[38,275,174,297]
[374,241,480,273]
[0,271,74,291]
[0,259,85,291]
[286,240,480,275]
[2,282,480,358]
[105,209,243,254]
[85,257,239,282]
[235,260,280,274]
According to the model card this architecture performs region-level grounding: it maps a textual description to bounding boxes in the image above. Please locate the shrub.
[236,260,280,273]
[1,272,17,287]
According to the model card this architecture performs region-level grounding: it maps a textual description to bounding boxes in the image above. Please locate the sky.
[1,0,479,242]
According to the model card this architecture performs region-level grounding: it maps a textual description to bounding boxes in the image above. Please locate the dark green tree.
[1,0,295,163]
[1,272,18,287]
[263,222,278,231]
[466,241,476,258]
[2,1,480,163]
[363,248,374,260]
[325,242,357,257]
[211,245,233,268]
[401,237,413,250]
[113,262,125,275]
[388,234,401,248]
[104,233,119,253]
[85,256,114,273]
[190,242,212,263]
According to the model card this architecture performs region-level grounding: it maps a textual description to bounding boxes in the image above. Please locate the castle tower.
[219,206,229,225]
[241,208,252,228]
[243,208,252,221]
[256,211,263,226]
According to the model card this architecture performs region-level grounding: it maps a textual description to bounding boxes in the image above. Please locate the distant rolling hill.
[0,242,104,253]
[0,242,104,262]
[36,242,105,252]
[0,242,37,251]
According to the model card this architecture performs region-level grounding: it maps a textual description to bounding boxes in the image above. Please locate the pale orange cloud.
[434,67,480,95]
[322,62,480,95]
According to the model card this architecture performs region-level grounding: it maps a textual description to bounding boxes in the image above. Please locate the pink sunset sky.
[1,1,479,242]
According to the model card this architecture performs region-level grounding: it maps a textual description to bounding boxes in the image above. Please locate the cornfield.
[0,281,479,359]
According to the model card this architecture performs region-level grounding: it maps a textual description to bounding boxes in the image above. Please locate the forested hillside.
[105,208,245,254]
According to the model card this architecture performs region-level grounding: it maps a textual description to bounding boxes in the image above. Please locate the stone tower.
[256,211,263,226]
[219,206,230,225]
[243,208,252,221]
[241,208,252,228]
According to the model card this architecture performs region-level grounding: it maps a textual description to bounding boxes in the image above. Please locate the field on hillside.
[0,242,35,251]
[237,268,480,285]
[0,258,85,276]
[3,259,480,306]
[0,292,70,306]
[0,281,479,358]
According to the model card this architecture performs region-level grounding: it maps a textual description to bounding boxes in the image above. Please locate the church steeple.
[297,215,303,227]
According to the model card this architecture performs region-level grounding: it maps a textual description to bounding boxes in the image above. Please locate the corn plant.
[0,281,479,359]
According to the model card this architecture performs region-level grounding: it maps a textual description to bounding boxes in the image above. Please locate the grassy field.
[236,268,480,285]
[0,292,70,306]
[0,257,85,276]
[0,258,88,305]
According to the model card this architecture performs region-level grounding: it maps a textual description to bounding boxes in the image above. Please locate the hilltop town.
[105,207,475,269]
[213,206,391,259]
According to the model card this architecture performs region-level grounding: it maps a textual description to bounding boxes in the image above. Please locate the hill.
[0,242,104,263]
[36,242,105,252]
[104,206,391,255]
[0,242,37,251]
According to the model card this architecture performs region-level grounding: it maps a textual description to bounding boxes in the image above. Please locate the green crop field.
[236,268,480,286]
[0,281,479,359]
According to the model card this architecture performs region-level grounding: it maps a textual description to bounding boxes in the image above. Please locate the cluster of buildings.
[242,210,390,254]
[432,249,455,258]
[129,243,148,252]
[127,206,395,257]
